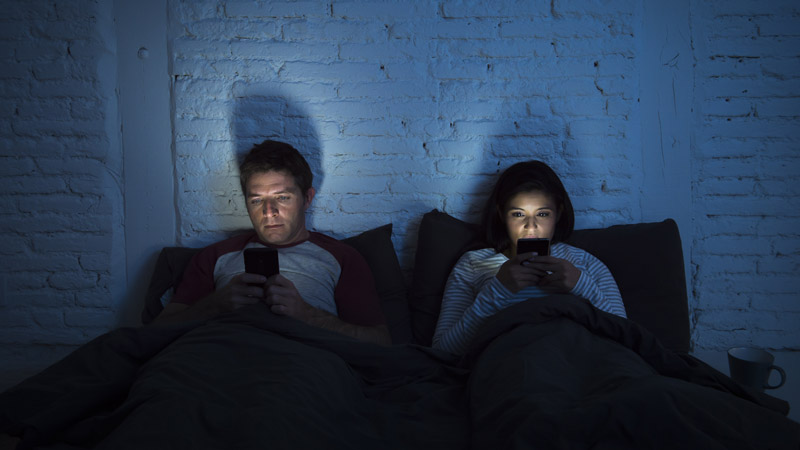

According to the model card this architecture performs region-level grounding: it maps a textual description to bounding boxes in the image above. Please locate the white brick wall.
[0,1,123,366]
[0,0,797,374]
[691,0,800,350]
[170,0,642,267]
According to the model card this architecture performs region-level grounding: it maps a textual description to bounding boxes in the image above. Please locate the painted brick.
[33,233,113,253]
[283,20,387,43]
[224,1,328,19]
[441,1,549,18]
[16,194,93,213]
[761,59,800,79]
[2,291,74,308]
[553,0,636,17]
[2,0,798,367]
[64,309,115,327]
[0,234,30,254]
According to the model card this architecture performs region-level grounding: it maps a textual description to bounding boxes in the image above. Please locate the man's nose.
[263,199,278,216]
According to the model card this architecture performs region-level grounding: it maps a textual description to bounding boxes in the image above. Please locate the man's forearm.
[306,308,391,346]
[152,294,226,325]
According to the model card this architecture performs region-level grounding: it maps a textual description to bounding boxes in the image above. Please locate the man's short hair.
[239,140,313,195]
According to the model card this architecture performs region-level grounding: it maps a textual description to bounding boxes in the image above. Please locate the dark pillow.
[407,210,482,346]
[141,246,201,325]
[342,224,411,344]
[567,220,689,353]
[141,224,412,344]
[407,209,690,353]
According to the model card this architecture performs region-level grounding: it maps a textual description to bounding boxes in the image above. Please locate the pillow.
[566,220,690,353]
[407,209,690,353]
[342,224,411,344]
[141,224,412,345]
[407,210,482,346]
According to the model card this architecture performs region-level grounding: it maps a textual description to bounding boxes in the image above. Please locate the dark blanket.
[1,306,469,450]
[465,295,800,449]
[2,297,799,449]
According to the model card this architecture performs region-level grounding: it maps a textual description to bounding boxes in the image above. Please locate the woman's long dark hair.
[482,161,575,252]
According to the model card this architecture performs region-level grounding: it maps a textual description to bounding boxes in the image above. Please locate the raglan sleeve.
[333,246,387,327]
[171,247,217,306]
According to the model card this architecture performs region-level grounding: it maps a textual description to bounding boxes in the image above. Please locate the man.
[154,140,391,346]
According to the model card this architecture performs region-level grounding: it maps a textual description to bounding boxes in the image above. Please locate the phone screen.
[516,238,550,256]
[243,248,279,278]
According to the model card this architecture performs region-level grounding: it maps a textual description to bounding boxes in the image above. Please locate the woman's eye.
[538,211,550,218]
[510,211,524,218]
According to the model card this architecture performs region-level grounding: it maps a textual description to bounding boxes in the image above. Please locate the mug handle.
[764,365,786,389]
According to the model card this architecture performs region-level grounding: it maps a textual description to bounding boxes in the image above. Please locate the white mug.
[727,347,786,392]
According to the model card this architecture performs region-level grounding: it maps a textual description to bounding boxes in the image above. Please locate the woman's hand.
[495,253,547,293]
[496,253,581,293]
[524,255,581,292]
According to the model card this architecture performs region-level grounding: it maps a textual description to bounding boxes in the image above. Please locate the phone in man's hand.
[517,238,550,257]
[243,248,279,280]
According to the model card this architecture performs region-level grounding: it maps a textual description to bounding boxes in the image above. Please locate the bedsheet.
[2,297,799,449]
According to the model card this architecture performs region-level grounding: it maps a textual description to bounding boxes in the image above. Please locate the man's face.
[245,170,315,246]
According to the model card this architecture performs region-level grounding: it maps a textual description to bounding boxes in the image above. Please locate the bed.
[1,209,798,449]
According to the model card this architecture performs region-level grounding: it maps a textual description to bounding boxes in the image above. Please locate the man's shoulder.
[307,231,363,262]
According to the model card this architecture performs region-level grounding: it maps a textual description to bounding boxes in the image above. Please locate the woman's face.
[502,190,559,254]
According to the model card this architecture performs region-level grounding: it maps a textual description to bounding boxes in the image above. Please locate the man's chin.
[256,230,288,246]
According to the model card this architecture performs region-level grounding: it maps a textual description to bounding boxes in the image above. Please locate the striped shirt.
[432,243,627,354]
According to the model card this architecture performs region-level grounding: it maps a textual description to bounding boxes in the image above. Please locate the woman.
[432,161,627,354]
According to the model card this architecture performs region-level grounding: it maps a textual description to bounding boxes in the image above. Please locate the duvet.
[1,296,798,449]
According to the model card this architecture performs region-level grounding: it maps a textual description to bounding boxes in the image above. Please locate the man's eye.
[278,196,291,201]
[250,198,262,205]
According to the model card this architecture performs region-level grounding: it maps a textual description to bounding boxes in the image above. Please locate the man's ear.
[303,187,316,210]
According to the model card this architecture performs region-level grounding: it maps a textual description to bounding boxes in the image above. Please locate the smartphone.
[243,248,279,279]
[517,238,550,256]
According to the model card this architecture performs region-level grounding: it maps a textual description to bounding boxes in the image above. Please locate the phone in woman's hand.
[517,238,550,256]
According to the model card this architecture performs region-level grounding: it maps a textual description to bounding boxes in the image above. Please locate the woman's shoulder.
[552,242,605,267]
[460,247,503,261]
[455,247,505,269]
[552,241,592,260]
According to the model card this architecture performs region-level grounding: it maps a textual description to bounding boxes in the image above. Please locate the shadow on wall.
[230,86,324,232]
[467,120,569,224]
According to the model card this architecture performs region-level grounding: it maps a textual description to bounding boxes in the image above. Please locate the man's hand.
[211,273,269,311]
[263,275,391,346]
[262,274,316,320]
[153,273,268,324]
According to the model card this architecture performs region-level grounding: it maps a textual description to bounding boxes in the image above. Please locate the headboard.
[142,210,690,352]
[407,210,691,352]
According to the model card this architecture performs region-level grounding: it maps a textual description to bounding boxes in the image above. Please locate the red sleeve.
[332,244,387,327]
[171,246,217,305]
[172,233,256,305]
